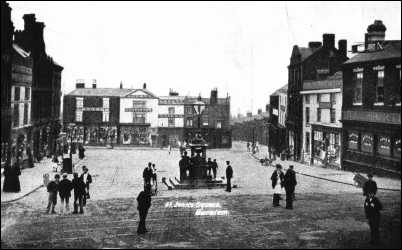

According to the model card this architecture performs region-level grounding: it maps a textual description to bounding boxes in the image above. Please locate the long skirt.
[3,175,21,192]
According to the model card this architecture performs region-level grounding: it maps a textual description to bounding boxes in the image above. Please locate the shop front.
[311,123,342,169]
[120,125,151,146]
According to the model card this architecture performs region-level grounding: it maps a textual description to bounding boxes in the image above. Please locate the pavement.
[1,155,82,203]
[244,141,401,191]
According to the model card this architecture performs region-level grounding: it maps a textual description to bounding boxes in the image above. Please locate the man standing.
[137,184,152,234]
[363,173,378,197]
[179,155,187,181]
[80,166,92,206]
[284,165,297,209]
[225,161,233,192]
[143,162,153,186]
[271,164,285,207]
[364,191,383,245]
[58,173,73,214]
[46,174,60,214]
[212,159,218,180]
[72,172,86,214]
[78,144,85,160]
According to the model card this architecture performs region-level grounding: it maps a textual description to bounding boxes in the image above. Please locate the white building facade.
[119,87,159,145]
[300,72,343,168]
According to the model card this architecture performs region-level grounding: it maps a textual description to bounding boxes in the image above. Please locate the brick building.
[286,33,348,161]
[14,13,63,161]
[63,81,125,146]
[301,71,343,167]
[341,20,401,176]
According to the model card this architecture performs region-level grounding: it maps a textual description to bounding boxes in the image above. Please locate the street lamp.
[193,96,206,129]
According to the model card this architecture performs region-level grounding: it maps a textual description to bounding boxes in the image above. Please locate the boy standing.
[364,192,383,245]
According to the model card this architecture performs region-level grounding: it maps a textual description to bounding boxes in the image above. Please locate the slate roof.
[66,88,134,97]
[344,40,401,65]
[271,84,288,96]
[303,71,343,91]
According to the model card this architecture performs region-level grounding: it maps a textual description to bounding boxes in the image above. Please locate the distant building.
[268,84,288,155]
[286,33,348,161]
[63,81,125,145]
[64,84,231,148]
[301,71,342,167]
[341,20,401,176]
[120,83,159,146]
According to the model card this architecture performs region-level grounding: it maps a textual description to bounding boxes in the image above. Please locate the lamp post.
[193,96,206,131]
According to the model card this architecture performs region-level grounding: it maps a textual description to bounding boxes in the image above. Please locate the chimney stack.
[323,33,335,49]
[120,81,123,89]
[92,79,97,89]
[338,39,347,58]
[143,83,146,89]
[210,88,218,105]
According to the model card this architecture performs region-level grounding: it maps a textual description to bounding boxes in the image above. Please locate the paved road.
[1,145,400,248]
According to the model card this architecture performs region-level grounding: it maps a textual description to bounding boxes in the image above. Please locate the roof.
[344,40,401,65]
[271,84,288,96]
[303,71,343,91]
[12,43,31,58]
[65,88,133,97]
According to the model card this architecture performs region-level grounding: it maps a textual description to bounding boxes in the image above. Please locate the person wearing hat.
[364,190,383,244]
[363,173,378,197]
[72,172,86,214]
[225,161,233,192]
[143,162,153,187]
[58,173,73,214]
[46,174,60,214]
[271,164,285,207]
[284,165,297,209]
[80,166,92,206]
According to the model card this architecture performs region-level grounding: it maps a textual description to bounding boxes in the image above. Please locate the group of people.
[246,142,260,154]
[142,163,157,191]
[270,164,297,209]
[179,152,221,181]
[46,165,92,214]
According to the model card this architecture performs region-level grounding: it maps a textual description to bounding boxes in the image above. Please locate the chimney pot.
[120,81,123,89]
[308,41,322,49]
[143,83,146,89]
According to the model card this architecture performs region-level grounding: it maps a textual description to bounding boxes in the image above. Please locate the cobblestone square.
[1,145,401,248]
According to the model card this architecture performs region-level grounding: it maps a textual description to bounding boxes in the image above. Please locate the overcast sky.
[8,1,401,116]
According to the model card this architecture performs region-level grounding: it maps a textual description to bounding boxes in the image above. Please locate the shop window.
[347,131,359,150]
[353,72,363,104]
[377,135,391,156]
[361,134,374,153]
[393,137,401,159]
[375,70,384,103]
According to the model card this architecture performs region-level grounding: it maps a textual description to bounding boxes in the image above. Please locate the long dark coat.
[271,171,285,189]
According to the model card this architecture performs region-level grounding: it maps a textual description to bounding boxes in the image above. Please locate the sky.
[8,1,401,116]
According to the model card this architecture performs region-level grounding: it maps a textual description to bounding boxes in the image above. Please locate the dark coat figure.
[363,178,378,197]
[72,174,86,213]
[58,178,73,198]
[137,185,152,234]
[284,167,297,209]
[225,162,233,192]
[271,166,285,207]
[3,162,21,192]
[212,160,218,179]
[179,157,188,181]
[78,145,85,159]
[143,164,153,186]
[364,195,383,244]
[46,176,60,214]
[80,169,92,206]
